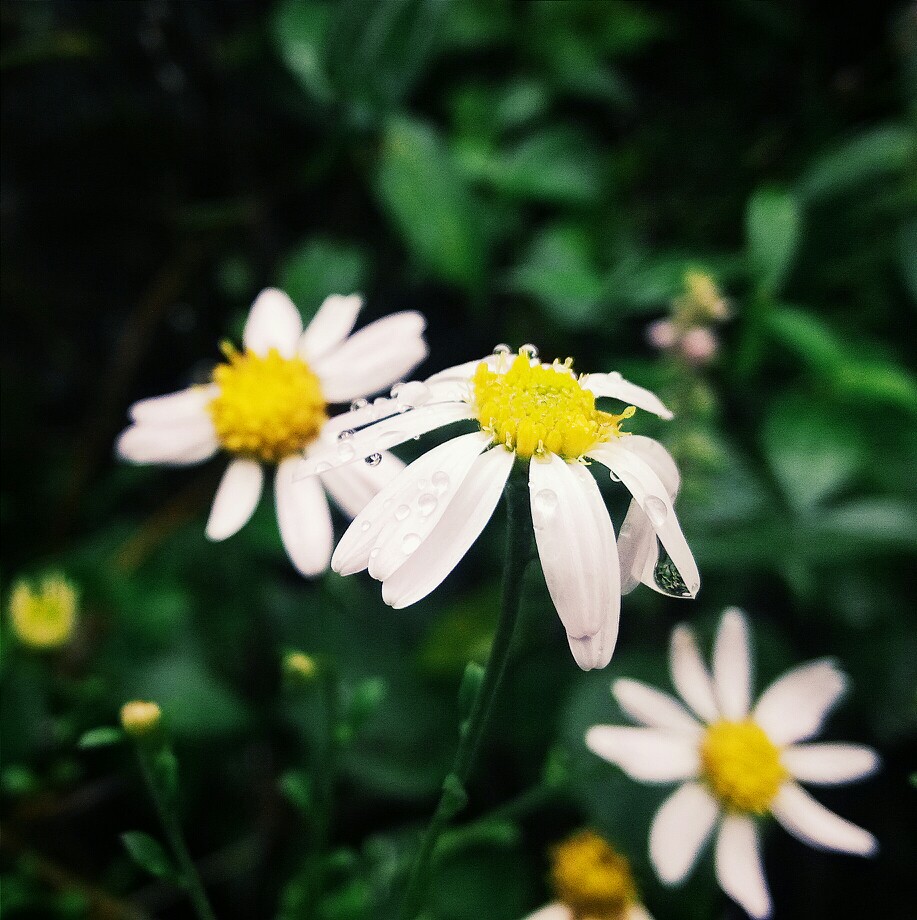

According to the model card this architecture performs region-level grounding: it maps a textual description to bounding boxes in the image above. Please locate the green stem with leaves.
[399,475,532,919]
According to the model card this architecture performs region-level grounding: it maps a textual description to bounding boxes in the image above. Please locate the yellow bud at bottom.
[120,701,162,738]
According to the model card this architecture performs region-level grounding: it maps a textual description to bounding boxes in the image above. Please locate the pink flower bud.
[647,319,677,350]
[680,326,718,364]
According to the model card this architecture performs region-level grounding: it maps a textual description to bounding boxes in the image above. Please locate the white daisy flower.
[523,829,653,920]
[299,345,700,670]
[585,607,880,919]
[116,288,428,575]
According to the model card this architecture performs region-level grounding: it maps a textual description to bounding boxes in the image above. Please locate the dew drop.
[365,452,382,467]
[401,533,421,554]
[492,343,511,355]
[534,488,558,517]
[519,343,539,360]
[395,380,430,408]
[645,496,668,526]
[336,442,356,462]
[418,493,437,516]
[314,460,331,474]
[369,547,380,560]
[652,549,693,598]
[609,470,621,482]
[390,382,404,398]
[350,398,368,412]
[394,504,410,521]
[360,520,372,533]
[431,471,450,494]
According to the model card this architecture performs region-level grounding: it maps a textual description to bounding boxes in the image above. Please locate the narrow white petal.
[298,294,363,362]
[621,435,681,494]
[670,624,720,723]
[581,372,674,419]
[206,459,263,541]
[650,782,720,884]
[566,621,619,672]
[367,432,490,581]
[613,679,702,736]
[522,905,572,920]
[530,456,621,658]
[771,782,877,856]
[243,288,303,358]
[423,355,493,384]
[275,457,333,576]
[588,441,699,598]
[129,384,218,423]
[715,815,772,919]
[313,311,428,402]
[782,743,879,785]
[753,659,848,745]
[300,401,474,476]
[712,607,753,720]
[320,450,405,518]
[382,446,512,608]
[585,726,700,782]
[116,418,219,466]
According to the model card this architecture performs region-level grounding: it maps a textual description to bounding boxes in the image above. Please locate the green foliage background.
[1,1,915,918]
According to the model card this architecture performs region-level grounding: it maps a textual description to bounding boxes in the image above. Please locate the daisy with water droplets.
[300,345,700,670]
[524,830,653,920]
[117,289,427,575]
[586,608,879,919]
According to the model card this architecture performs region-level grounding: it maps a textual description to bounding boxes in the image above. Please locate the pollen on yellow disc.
[472,354,633,460]
[700,720,787,814]
[550,830,637,920]
[8,574,78,650]
[208,345,327,464]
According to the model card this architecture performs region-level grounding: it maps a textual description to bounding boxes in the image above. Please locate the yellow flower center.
[9,575,78,650]
[208,345,327,464]
[472,354,633,460]
[700,720,787,813]
[550,830,637,920]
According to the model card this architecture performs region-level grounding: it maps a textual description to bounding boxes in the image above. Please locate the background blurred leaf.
[279,238,370,315]
[271,0,333,103]
[746,187,801,295]
[121,831,178,881]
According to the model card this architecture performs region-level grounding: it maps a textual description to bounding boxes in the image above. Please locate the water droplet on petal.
[360,520,372,533]
[492,343,511,355]
[534,488,558,517]
[336,442,355,462]
[519,343,539,361]
[609,470,621,482]
[431,471,450,494]
[369,547,380,560]
[337,429,354,441]
[418,493,437,516]
[390,382,404,398]
[314,460,331,474]
[395,504,410,521]
[365,452,382,467]
[395,380,430,408]
[401,533,421,554]
[645,495,668,526]
[350,398,368,412]
[652,549,693,598]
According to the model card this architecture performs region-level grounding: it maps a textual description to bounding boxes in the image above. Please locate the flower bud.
[120,701,162,738]
[283,651,318,683]
[8,573,78,650]
[646,318,677,351]
[680,326,718,364]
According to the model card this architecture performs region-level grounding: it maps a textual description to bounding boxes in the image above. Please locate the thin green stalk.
[400,476,532,919]
[137,748,217,920]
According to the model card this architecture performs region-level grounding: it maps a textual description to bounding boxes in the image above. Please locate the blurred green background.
[2,1,915,918]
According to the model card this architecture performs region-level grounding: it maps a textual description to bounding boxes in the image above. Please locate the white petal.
[624,435,680,494]
[331,431,487,576]
[423,355,492,384]
[715,815,772,919]
[129,384,218,424]
[613,679,702,736]
[319,450,405,518]
[529,456,621,665]
[585,726,700,782]
[588,441,699,598]
[116,418,219,466]
[300,402,474,475]
[206,459,263,540]
[582,372,674,419]
[626,905,655,920]
[522,905,572,920]
[566,620,619,672]
[313,311,428,402]
[298,294,363,362]
[771,782,877,856]
[275,457,333,576]
[752,659,847,745]
[243,288,303,358]
[712,607,753,720]
[381,446,512,608]
[670,624,719,723]
[367,432,490,581]
[781,743,880,785]
[650,782,720,884]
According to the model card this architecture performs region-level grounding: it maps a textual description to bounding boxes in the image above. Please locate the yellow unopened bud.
[550,830,637,919]
[283,651,318,682]
[120,701,162,738]
[8,574,78,650]
[682,270,729,322]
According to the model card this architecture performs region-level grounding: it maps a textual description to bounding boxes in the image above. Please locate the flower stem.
[399,475,532,919]
[137,746,217,920]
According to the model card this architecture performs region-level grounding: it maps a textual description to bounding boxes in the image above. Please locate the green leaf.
[121,831,178,881]
[898,220,917,306]
[151,747,179,807]
[271,0,333,103]
[797,124,917,203]
[278,769,313,814]
[746,187,801,294]
[77,726,123,749]
[375,118,486,285]
[278,238,369,317]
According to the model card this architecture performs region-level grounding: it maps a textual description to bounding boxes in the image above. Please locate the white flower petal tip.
[771,782,878,857]
[206,459,264,541]
[128,384,218,424]
[612,678,702,736]
[298,293,363,362]
[276,457,333,577]
[713,607,753,720]
[566,631,615,671]
[715,815,773,920]
[243,288,303,358]
[649,782,719,884]
[581,372,674,420]
[781,743,881,785]
[522,905,573,920]
[115,418,219,466]
[584,726,700,782]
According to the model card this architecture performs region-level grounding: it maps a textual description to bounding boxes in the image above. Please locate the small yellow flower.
[120,701,162,738]
[283,651,318,682]
[8,574,78,650]
[551,830,637,919]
